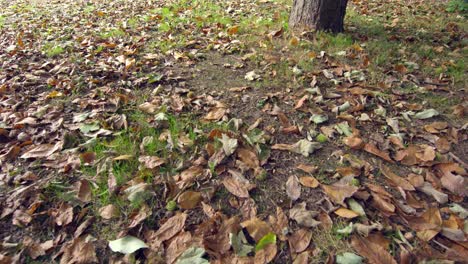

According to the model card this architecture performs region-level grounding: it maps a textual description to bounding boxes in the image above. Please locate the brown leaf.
[204,107,227,121]
[296,164,318,174]
[288,228,312,253]
[152,213,187,248]
[317,211,333,230]
[269,206,288,241]
[351,235,397,264]
[364,143,393,162]
[177,191,202,209]
[435,163,467,196]
[23,236,46,259]
[336,167,361,177]
[223,177,250,198]
[138,156,165,169]
[128,204,151,228]
[241,218,272,242]
[138,102,158,114]
[21,142,62,159]
[254,243,277,264]
[59,236,98,264]
[0,145,21,161]
[289,203,320,228]
[99,204,119,220]
[237,148,260,169]
[299,176,319,188]
[343,136,365,150]
[293,251,309,264]
[286,176,301,200]
[80,152,95,164]
[75,179,92,203]
[166,231,192,264]
[321,184,358,206]
[55,203,74,227]
[380,165,415,191]
[334,208,359,219]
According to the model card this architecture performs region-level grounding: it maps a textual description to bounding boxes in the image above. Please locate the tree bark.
[289,0,348,33]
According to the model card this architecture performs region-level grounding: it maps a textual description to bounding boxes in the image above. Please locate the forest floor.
[0,0,467,263]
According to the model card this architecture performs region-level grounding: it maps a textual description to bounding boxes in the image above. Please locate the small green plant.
[44,44,65,57]
[446,0,468,13]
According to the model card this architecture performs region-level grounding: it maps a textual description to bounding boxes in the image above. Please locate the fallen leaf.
[219,134,238,156]
[241,218,272,242]
[177,191,202,209]
[60,236,98,264]
[99,204,119,220]
[363,143,393,162]
[296,164,318,174]
[21,142,62,159]
[55,203,74,226]
[152,213,187,247]
[167,231,192,264]
[286,176,301,200]
[414,109,439,119]
[176,247,209,264]
[75,179,92,203]
[322,184,358,206]
[334,208,360,219]
[138,156,165,169]
[380,165,415,191]
[272,139,322,157]
[288,229,312,253]
[336,252,363,264]
[299,176,319,188]
[139,102,158,114]
[223,177,251,198]
[351,235,397,264]
[109,236,148,254]
[289,202,320,228]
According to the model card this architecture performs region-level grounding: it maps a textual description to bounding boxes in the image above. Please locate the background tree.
[289,0,349,33]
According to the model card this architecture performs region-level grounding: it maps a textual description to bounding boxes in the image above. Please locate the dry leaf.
[241,218,272,242]
[166,231,192,264]
[286,176,301,200]
[380,165,415,191]
[75,179,92,203]
[60,236,98,264]
[351,235,397,264]
[177,191,202,209]
[289,203,320,228]
[334,208,360,219]
[343,136,365,150]
[321,184,358,206]
[21,142,62,159]
[152,213,187,248]
[55,203,74,227]
[223,177,251,198]
[99,204,119,220]
[288,229,312,253]
[138,156,165,169]
[296,164,318,174]
[363,143,393,162]
[299,176,319,188]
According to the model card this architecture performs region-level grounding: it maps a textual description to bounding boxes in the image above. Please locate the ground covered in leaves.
[0,0,467,263]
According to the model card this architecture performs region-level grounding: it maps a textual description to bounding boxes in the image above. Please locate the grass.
[310,222,355,263]
[43,43,65,57]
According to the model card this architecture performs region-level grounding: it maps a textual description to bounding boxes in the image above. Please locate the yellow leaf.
[334,208,359,218]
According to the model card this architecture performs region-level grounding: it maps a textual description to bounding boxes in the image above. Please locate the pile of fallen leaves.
[1,0,467,263]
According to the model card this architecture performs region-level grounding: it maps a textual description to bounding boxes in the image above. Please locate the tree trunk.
[289,0,348,33]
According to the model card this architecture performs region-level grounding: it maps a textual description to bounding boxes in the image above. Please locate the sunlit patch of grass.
[310,221,354,264]
[99,28,126,39]
[43,44,65,57]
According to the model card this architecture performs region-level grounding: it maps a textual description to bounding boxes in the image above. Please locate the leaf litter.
[0,0,467,263]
